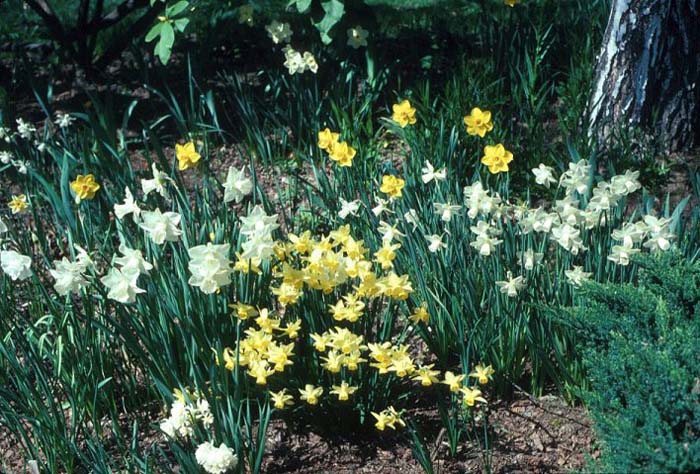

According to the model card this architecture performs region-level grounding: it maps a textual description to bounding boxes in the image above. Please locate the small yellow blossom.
[270,389,294,409]
[504,0,522,6]
[328,141,356,167]
[412,364,440,386]
[330,381,357,401]
[8,194,29,214]
[391,99,417,128]
[443,371,466,392]
[408,303,430,324]
[380,175,405,199]
[460,387,487,407]
[372,406,405,431]
[70,174,100,203]
[464,107,494,137]
[469,364,495,385]
[299,384,323,405]
[175,141,201,170]
[229,302,258,320]
[318,128,340,150]
[481,143,513,174]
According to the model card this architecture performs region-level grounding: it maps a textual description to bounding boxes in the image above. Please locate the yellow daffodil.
[371,410,391,431]
[175,141,201,170]
[328,141,356,167]
[481,143,513,174]
[464,107,494,137]
[372,406,405,431]
[391,99,417,128]
[460,387,487,407]
[8,194,29,214]
[408,303,430,324]
[469,364,495,385]
[504,0,521,6]
[318,128,340,150]
[70,174,100,203]
[380,175,405,199]
[442,371,465,392]
[412,364,440,386]
[299,384,323,405]
[229,302,258,320]
[270,389,294,409]
[330,381,357,401]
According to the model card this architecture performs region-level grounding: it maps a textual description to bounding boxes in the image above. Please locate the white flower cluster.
[239,205,279,261]
[1,250,32,281]
[282,46,318,75]
[188,243,233,294]
[195,441,238,474]
[100,245,152,304]
[49,245,94,296]
[160,396,214,440]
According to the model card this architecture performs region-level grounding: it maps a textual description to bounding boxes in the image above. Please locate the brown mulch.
[0,394,594,473]
[261,395,594,474]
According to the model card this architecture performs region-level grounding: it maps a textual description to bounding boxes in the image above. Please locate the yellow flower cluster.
[218,308,301,385]
[371,406,405,431]
[312,326,366,372]
[318,128,356,167]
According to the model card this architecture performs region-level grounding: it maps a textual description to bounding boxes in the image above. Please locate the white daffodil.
[114,187,141,222]
[403,209,420,231]
[302,52,318,73]
[518,249,543,271]
[238,4,254,25]
[372,196,393,217]
[346,25,368,49]
[607,244,640,266]
[187,243,233,294]
[55,113,74,129]
[239,205,279,237]
[421,161,446,184]
[495,272,525,297]
[266,21,292,44]
[551,223,584,254]
[114,245,153,277]
[425,234,447,253]
[338,198,361,219]
[50,257,89,296]
[0,151,12,164]
[642,215,674,252]
[100,267,145,304]
[433,202,462,223]
[559,159,590,195]
[532,163,557,188]
[141,163,172,199]
[16,118,36,139]
[195,441,238,474]
[378,220,405,243]
[223,166,254,204]
[1,250,32,281]
[139,209,182,244]
[610,170,641,196]
[565,265,592,287]
[464,181,502,219]
[611,222,645,248]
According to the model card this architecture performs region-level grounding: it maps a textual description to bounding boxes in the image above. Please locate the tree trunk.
[588,0,700,152]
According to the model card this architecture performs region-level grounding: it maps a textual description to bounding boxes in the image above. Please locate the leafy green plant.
[568,253,700,473]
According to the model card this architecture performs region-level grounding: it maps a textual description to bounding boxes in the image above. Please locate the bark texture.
[588,0,700,151]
